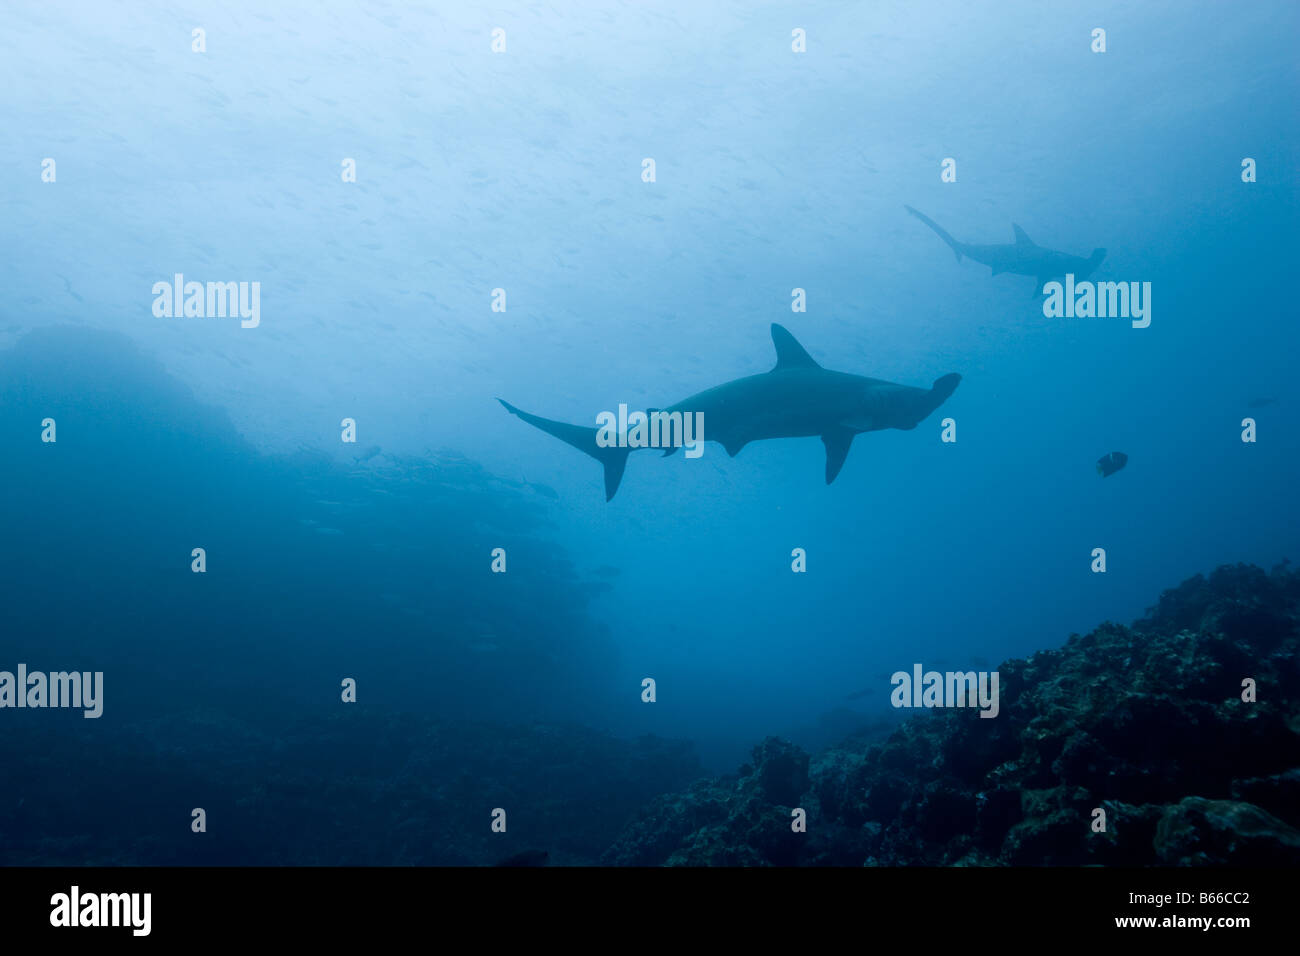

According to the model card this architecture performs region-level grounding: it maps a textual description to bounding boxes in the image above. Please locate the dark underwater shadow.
[0,326,701,864]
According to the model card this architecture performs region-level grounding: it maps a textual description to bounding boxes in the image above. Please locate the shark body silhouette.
[499,324,961,500]
[905,205,1106,295]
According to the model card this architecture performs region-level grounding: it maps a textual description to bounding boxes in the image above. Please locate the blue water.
[2,0,1296,840]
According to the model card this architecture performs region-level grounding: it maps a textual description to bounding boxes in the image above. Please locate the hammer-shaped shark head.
[924,372,963,419]
[845,372,962,433]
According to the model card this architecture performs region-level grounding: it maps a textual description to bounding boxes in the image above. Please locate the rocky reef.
[4,562,1296,867]
[604,562,1300,865]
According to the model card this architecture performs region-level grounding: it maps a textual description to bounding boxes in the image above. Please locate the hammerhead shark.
[499,324,961,500]
[905,205,1105,295]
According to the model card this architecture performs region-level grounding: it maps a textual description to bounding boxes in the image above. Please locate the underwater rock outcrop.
[604,562,1300,866]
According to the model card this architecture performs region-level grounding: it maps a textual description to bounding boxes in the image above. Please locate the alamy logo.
[890,664,999,718]
[50,886,151,936]
[1042,274,1151,328]
[0,664,102,718]
[152,274,261,328]
[596,405,704,458]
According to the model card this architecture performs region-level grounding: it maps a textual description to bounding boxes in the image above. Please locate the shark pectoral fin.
[723,438,747,458]
[1012,223,1034,246]
[821,429,855,485]
[646,408,679,456]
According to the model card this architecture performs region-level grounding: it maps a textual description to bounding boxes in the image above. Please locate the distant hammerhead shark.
[905,205,1105,295]
[499,324,961,500]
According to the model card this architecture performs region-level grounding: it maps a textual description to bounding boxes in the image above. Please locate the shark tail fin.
[498,399,632,501]
[601,446,632,501]
[904,205,963,262]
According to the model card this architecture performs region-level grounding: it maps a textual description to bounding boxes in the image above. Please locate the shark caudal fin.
[497,399,632,501]
[904,205,964,262]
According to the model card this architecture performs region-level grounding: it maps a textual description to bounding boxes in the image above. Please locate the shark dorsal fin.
[1012,223,1034,247]
[770,324,821,370]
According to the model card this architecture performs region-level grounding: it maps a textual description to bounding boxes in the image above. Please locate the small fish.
[527,481,560,500]
[519,470,559,499]
[55,274,84,303]
[1247,397,1277,409]
[494,849,549,867]
[1096,451,1128,477]
[352,445,382,464]
[593,565,622,579]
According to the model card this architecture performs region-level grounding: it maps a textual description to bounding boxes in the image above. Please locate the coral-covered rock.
[606,562,1300,865]
[1230,769,1300,827]
[1154,798,1300,865]
[602,737,815,866]
[750,737,810,806]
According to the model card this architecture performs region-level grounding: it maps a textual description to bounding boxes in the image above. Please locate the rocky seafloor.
[2,562,1296,866]
[603,562,1300,866]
